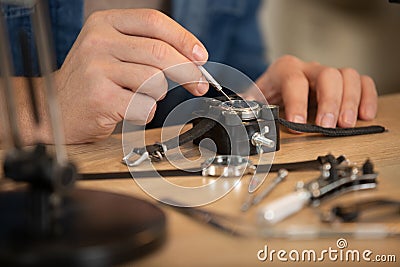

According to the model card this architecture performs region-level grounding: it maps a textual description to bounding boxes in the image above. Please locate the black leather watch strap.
[128,118,216,163]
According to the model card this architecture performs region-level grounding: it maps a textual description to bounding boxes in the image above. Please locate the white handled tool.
[198,65,232,101]
[258,190,311,224]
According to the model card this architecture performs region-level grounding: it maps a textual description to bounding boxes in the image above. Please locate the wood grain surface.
[1,94,399,267]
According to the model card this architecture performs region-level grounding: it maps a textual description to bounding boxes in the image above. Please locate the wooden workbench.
[3,94,400,266]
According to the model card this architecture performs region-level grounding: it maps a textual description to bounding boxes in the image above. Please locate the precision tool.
[253,169,288,205]
[198,65,233,101]
[241,169,288,212]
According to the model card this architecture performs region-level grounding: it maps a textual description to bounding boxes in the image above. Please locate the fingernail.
[364,108,376,120]
[342,110,356,126]
[197,76,209,94]
[293,115,305,124]
[192,44,207,62]
[321,113,336,128]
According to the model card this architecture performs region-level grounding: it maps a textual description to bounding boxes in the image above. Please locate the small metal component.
[350,167,359,180]
[251,132,275,154]
[241,169,288,212]
[311,181,320,190]
[198,65,232,101]
[321,163,331,179]
[201,155,255,177]
[252,123,274,154]
[312,189,321,198]
[253,169,288,205]
[123,143,167,167]
[241,194,255,212]
[123,150,150,167]
[296,181,305,190]
[248,174,265,193]
[262,126,270,134]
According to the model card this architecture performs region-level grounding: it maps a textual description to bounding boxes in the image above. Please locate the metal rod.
[19,29,40,125]
[241,169,288,212]
[253,169,288,205]
[0,9,23,149]
[31,0,68,165]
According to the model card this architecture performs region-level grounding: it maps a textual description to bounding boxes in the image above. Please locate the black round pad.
[0,189,166,267]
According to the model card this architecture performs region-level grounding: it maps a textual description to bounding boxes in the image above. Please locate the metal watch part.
[251,126,275,154]
[123,143,167,167]
[201,155,256,177]
[219,100,261,121]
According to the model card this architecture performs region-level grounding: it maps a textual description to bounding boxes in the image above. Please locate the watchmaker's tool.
[198,65,232,101]
[253,169,288,205]
[241,169,288,212]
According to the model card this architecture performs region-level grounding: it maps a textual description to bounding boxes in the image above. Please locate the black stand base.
[0,189,166,267]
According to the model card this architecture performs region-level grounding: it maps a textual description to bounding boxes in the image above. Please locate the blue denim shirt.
[1,0,83,76]
[173,0,267,81]
[1,0,267,127]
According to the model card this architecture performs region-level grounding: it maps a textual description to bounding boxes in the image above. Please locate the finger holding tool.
[198,65,233,101]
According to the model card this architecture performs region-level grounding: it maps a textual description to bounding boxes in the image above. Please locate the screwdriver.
[198,65,232,101]
[253,169,288,205]
[241,169,288,212]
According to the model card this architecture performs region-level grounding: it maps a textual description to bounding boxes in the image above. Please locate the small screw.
[251,132,275,148]
[296,181,305,190]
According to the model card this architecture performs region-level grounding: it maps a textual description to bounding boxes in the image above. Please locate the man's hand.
[54,9,209,144]
[255,55,378,128]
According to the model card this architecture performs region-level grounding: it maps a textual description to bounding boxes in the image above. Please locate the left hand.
[255,55,378,128]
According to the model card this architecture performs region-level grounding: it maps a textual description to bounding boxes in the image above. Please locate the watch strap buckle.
[122,143,167,167]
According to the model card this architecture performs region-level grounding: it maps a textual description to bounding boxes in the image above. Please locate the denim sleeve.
[172,0,268,81]
[1,0,83,76]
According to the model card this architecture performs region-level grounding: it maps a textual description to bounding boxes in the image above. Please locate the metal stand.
[0,1,166,265]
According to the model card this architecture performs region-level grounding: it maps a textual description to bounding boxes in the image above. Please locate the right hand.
[51,9,209,144]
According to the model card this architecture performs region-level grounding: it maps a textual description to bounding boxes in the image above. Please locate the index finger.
[104,9,209,63]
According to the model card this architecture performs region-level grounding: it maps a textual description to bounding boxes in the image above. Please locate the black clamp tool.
[123,97,280,166]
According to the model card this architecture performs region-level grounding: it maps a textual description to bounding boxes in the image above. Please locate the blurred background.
[85,0,400,95]
[261,0,400,95]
